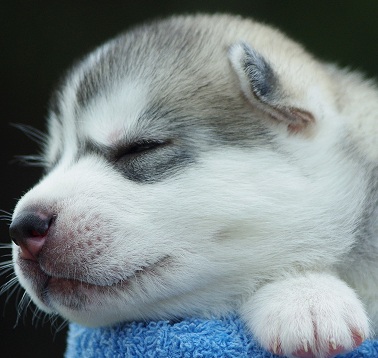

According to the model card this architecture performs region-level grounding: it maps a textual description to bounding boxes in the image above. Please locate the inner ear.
[229,42,315,133]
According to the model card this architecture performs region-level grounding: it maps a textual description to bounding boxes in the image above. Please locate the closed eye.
[115,139,169,160]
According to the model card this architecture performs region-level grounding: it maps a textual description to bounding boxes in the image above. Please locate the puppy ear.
[229,42,315,133]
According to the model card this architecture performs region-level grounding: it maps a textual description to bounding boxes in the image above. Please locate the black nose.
[9,211,53,260]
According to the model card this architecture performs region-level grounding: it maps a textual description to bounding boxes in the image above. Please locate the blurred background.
[1,1,377,357]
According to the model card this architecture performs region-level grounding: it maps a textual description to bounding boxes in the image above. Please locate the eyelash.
[115,139,168,160]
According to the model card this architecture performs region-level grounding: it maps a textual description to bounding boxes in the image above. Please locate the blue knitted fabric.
[65,315,378,358]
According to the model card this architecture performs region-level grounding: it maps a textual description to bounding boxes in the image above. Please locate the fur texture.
[9,14,378,358]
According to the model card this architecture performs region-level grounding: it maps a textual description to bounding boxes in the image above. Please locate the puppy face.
[10,15,365,327]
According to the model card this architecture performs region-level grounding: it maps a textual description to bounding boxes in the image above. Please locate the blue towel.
[65,314,378,358]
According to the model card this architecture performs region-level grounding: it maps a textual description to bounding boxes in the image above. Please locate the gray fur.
[9,14,378,358]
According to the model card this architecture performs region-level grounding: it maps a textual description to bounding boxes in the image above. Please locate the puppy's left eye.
[116,139,168,160]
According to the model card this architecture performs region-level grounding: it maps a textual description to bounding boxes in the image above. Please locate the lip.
[45,274,128,292]
[17,255,171,310]
[43,275,124,310]
[17,258,130,310]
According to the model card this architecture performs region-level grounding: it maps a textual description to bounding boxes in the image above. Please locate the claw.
[329,338,337,351]
[352,329,365,347]
[270,339,283,356]
[327,338,348,357]
[272,339,279,354]
[292,341,315,358]
[303,340,309,353]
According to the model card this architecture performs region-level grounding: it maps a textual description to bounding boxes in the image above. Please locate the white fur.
[10,14,378,358]
[242,273,370,358]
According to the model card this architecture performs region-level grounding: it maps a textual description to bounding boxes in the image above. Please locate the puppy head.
[10,15,345,326]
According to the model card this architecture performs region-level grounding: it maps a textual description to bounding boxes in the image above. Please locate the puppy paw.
[241,273,370,358]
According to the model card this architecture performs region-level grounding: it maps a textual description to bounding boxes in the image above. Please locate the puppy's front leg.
[241,272,370,358]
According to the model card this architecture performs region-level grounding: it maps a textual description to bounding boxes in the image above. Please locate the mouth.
[43,275,124,310]
[17,255,170,311]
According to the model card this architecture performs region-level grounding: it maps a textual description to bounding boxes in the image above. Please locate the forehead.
[46,16,274,161]
[54,44,214,143]
[79,80,150,146]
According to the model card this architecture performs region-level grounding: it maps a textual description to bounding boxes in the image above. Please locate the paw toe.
[326,338,348,357]
[292,344,315,358]
[351,329,365,347]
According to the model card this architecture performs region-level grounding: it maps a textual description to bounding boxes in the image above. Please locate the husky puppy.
[8,14,378,358]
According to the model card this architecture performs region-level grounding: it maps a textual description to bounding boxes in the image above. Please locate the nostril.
[9,211,53,260]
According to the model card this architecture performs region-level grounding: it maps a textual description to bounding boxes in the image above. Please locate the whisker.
[17,291,31,318]
[1,279,20,318]
[15,288,29,327]
[54,319,68,335]
[14,300,25,324]
[50,315,68,336]
[3,282,22,319]
[0,266,14,277]
[1,276,19,298]
[0,209,12,224]
[1,255,12,265]
[48,314,59,328]
[32,305,46,327]
[0,209,12,216]
[0,254,13,262]
[11,123,47,145]
[0,259,13,268]
[0,243,12,250]
[0,257,14,279]
[0,258,24,324]
[0,261,12,270]
[13,154,46,168]
[18,290,28,306]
